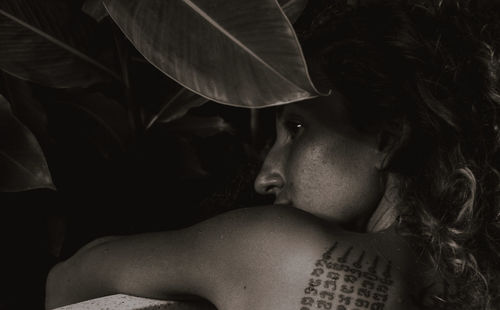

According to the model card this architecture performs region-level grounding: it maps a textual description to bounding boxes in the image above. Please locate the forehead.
[278,92,352,127]
[278,92,378,144]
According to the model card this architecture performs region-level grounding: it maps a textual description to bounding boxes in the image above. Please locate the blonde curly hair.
[295,0,500,308]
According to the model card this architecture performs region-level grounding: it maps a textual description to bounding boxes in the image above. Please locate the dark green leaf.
[147,87,208,129]
[0,0,120,88]
[165,115,235,138]
[66,93,133,152]
[2,76,50,150]
[82,0,108,22]
[104,0,323,108]
[176,136,208,179]
[278,0,308,24]
[0,94,55,192]
[84,0,307,25]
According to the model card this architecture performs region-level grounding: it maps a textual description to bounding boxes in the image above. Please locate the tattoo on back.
[299,242,393,310]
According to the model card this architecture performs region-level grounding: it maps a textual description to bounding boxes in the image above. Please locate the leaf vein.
[180,0,302,91]
[0,8,121,81]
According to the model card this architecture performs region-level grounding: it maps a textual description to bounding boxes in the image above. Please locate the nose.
[254,147,285,196]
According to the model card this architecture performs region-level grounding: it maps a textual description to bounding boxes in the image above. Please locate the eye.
[284,119,304,139]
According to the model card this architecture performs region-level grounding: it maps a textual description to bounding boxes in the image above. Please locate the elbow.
[45,237,126,309]
[45,261,69,310]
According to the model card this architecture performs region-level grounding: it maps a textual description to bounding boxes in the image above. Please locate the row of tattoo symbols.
[300,242,393,310]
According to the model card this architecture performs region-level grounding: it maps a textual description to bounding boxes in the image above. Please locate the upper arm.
[45,206,297,308]
[45,206,327,308]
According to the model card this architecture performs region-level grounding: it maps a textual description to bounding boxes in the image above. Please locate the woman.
[45,1,500,309]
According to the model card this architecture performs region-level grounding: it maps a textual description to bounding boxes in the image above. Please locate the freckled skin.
[255,94,386,230]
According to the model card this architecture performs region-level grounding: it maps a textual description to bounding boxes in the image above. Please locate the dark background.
[0,36,275,310]
[0,0,325,308]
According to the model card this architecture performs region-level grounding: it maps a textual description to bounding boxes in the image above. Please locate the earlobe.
[374,130,394,171]
[374,150,391,171]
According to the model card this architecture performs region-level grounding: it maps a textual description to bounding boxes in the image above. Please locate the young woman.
[45,1,500,309]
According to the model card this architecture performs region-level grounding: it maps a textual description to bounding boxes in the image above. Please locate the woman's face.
[254,94,387,230]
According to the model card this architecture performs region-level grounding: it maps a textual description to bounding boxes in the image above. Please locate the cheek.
[287,138,382,223]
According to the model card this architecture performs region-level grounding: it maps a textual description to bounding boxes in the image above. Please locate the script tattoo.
[299,242,393,310]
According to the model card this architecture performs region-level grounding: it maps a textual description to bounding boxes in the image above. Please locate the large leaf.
[2,76,50,150]
[279,0,308,24]
[144,1,309,128]
[64,93,133,154]
[164,115,235,138]
[147,87,209,129]
[0,0,120,88]
[103,0,322,108]
[83,0,307,24]
[0,95,55,192]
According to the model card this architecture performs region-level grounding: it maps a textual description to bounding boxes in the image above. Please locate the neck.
[366,174,400,232]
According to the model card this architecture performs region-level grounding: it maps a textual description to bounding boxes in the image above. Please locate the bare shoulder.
[46,206,422,310]
[200,206,421,310]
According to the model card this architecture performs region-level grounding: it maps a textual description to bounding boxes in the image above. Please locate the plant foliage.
[0,95,54,192]
[103,0,319,107]
[0,0,119,88]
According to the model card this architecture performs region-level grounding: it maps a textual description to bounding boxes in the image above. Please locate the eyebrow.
[277,104,310,120]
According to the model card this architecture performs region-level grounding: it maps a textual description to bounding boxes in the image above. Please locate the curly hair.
[295,0,500,309]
